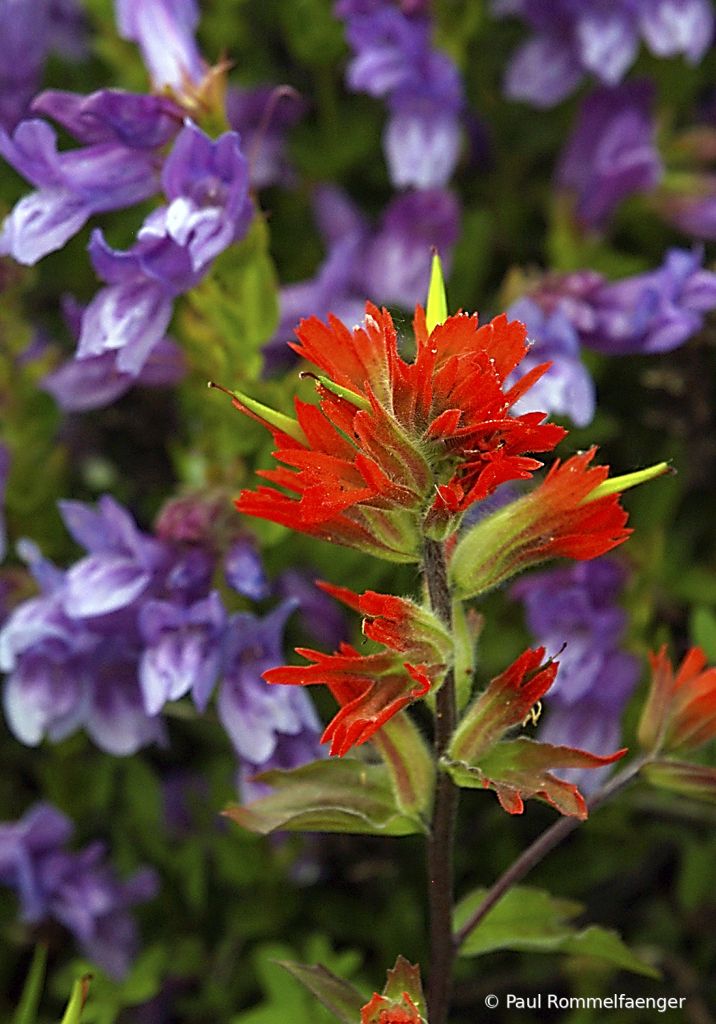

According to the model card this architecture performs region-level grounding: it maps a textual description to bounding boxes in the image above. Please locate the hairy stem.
[423,539,459,1024]
[453,753,650,950]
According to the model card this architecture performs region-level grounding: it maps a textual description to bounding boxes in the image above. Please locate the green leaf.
[275,962,365,1024]
[59,976,91,1024]
[368,711,435,818]
[14,944,48,1024]
[454,886,659,978]
[223,757,427,835]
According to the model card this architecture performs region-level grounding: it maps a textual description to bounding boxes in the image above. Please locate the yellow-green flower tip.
[585,462,671,503]
[426,252,448,333]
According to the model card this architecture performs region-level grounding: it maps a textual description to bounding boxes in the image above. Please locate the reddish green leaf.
[642,759,716,802]
[223,757,426,836]
[275,961,365,1024]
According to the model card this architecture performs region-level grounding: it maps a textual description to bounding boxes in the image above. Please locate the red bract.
[361,992,423,1024]
[450,647,559,763]
[638,645,716,752]
[263,584,452,756]
[264,645,432,757]
[450,448,633,599]
[234,302,565,556]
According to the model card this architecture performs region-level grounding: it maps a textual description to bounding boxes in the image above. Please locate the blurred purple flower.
[580,246,716,354]
[494,0,715,107]
[655,171,716,239]
[274,568,351,651]
[264,184,459,371]
[0,119,163,265]
[512,558,641,792]
[336,1,464,187]
[557,81,663,229]
[41,294,186,412]
[224,540,270,601]
[0,802,158,979]
[58,495,167,619]
[506,296,596,426]
[363,188,460,307]
[225,85,306,189]
[32,88,184,148]
[76,121,253,376]
[218,602,324,779]
[138,592,226,714]
[0,0,87,132]
[514,247,716,356]
[115,0,205,91]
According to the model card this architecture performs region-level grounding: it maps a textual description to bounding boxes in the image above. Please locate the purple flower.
[225,85,306,189]
[224,540,270,601]
[511,249,716,356]
[512,558,641,791]
[0,119,162,265]
[0,802,158,979]
[218,602,323,772]
[581,246,716,354]
[494,0,715,108]
[0,802,73,921]
[557,81,663,229]
[76,121,253,376]
[58,495,167,619]
[654,171,716,239]
[337,2,464,187]
[363,188,460,307]
[138,592,226,714]
[506,296,596,426]
[114,0,205,91]
[40,295,186,412]
[42,337,187,411]
[31,88,184,148]
[0,0,86,132]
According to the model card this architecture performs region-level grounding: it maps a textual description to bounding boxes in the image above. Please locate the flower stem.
[423,539,459,1024]
[453,753,650,951]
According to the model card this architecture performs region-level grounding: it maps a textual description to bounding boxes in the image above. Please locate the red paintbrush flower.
[263,584,453,756]
[638,645,716,753]
[450,448,637,599]
[230,302,566,558]
[447,647,626,818]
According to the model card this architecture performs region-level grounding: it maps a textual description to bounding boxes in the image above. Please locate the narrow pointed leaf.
[223,757,426,835]
[225,385,310,445]
[275,961,366,1024]
[59,976,91,1024]
[585,462,669,502]
[14,944,47,1024]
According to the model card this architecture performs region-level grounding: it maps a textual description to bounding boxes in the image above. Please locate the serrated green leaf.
[275,961,365,1024]
[223,757,426,835]
[454,885,659,978]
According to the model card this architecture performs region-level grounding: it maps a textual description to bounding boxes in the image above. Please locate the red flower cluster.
[263,585,452,756]
[639,645,716,752]
[235,303,565,558]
